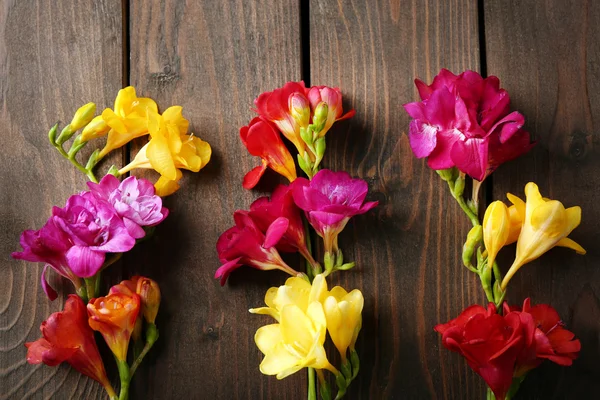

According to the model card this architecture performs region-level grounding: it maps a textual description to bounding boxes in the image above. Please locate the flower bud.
[136,277,161,324]
[289,93,310,127]
[70,102,96,131]
[483,201,511,270]
[436,167,457,182]
[462,225,483,269]
[315,137,326,160]
[81,115,110,142]
[312,102,329,133]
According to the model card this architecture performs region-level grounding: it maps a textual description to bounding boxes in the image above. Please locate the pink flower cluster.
[13,175,168,300]
[215,170,377,284]
[404,69,534,181]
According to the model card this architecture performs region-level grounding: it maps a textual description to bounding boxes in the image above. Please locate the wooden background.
[1,0,599,398]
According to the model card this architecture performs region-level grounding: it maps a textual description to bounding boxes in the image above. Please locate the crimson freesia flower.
[88,175,169,239]
[248,184,318,268]
[26,295,116,398]
[240,117,297,189]
[215,211,298,285]
[403,69,534,181]
[53,192,136,277]
[505,298,581,376]
[12,218,80,300]
[254,81,310,155]
[307,86,355,138]
[435,303,527,400]
[292,169,378,253]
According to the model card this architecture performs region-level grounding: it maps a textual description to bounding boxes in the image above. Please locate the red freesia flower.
[26,295,116,398]
[215,211,297,285]
[248,184,318,268]
[240,117,297,189]
[254,81,310,154]
[404,69,534,181]
[307,86,355,138]
[435,303,526,400]
[504,298,581,376]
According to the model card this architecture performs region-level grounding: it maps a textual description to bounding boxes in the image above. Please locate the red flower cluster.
[435,299,580,400]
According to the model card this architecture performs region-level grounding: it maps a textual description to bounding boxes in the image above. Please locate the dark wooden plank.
[310,1,484,398]
[485,1,600,398]
[127,1,302,398]
[0,0,123,398]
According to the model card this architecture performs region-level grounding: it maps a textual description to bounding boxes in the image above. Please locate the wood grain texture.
[485,1,600,398]
[0,0,123,399]
[310,0,485,398]
[127,1,302,399]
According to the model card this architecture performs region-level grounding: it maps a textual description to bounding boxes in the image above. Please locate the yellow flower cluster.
[482,182,585,290]
[75,87,211,196]
[249,274,363,379]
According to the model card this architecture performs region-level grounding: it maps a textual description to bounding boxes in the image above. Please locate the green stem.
[448,180,480,226]
[76,285,88,302]
[53,143,98,183]
[308,367,317,400]
[130,324,158,377]
[116,359,130,400]
[84,276,97,300]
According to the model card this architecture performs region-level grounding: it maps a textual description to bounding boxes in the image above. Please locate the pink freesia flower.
[12,218,80,300]
[248,184,318,267]
[292,169,378,253]
[52,192,135,278]
[215,211,297,285]
[403,69,534,181]
[307,86,356,137]
[88,175,168,239]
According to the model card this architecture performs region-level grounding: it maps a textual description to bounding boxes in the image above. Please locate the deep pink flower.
[291,169,378,253]
[52,192,135,278]
[215,211,297,285]
[403,69,534,181]
[88,175,168,239]
[248,184,317,267]
[12,218,79,300]
[307,86,356,137]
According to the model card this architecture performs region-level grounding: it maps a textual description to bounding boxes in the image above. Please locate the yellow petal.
[565,206,582,233]
[260,342,302,378]
[556,237,586,254]
[254,324,282,355]
[483,201,511,268]
[113,87,137,115]
[154,170,182,196]
[81,115,110,142]
[192,137,212,168]
[308,274,328,304]
[328,286,349,301]
[163,106,189,135]
[131,97,158,116]
[280,304,313,352]
[102,108,128,134]
[147,136,177,180]
[70,102,96,131]
[305,301,327,343]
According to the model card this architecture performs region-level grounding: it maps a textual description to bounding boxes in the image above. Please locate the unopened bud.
[315,137,326,159]
[462,225,483,268]
[324,251,335,273]
[453,174,466,197]
[70,102,96,131]
[312,102,329,133]
[48,123,58,145]
[81,115,110,142]
[289,93,310,127]
[136,277,161,324]
[436,167,458,182]
[300,127,313,145]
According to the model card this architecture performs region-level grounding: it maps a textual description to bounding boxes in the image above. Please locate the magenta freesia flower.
[12,218,80,300]
[88,175,168,239]
[52,192,135,278]
[292,169,378,253]
[248,184,318,267]
[403,69,534,181]
[215,211,298,285]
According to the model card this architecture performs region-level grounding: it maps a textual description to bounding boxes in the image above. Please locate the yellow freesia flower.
[98,86,158,158]
[119,108,211,196]
[323,286,364,362]
[506,193,526,244]
[249,274,328,321]
[255,302,336,379]
[501,182,586,290]
[483,201,511,270]
[81,115,110,142]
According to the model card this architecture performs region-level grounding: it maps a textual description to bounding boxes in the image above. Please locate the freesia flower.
[249,274,328,321]
[483,200,511,269]
[501,183,585,290]
[12,218,80,300]
[323,286,364,362]
[88,285,141,361]
[255,301,336,379]
[240,117,297,189]
[52,192,136,278]
[292,169,378,253]
[254,81,310,155]
[135,276,161,324]
[504,298,580,376]
[26,295,116,398]
[81,115,110,142]
[307,86,355,138]
[88,175,168,239]
[435,303,528,400]
[119,108,212,196]
[248,184,316,266]
[98,86,158,158]
[403,69,534,181]
[215,211,298,285]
